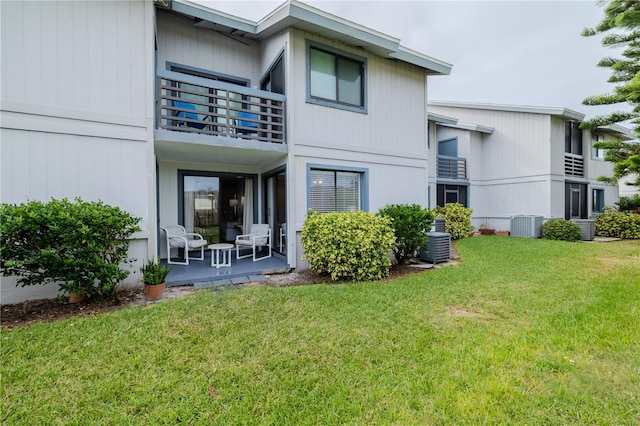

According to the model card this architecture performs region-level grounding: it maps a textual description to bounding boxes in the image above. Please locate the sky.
[198,0,629,120]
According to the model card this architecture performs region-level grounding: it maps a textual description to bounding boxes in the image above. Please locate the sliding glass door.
[264,169,286,253]
[179,171,258,245]
[183,176,220,244]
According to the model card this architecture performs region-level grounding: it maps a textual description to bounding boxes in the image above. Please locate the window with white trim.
[309,169,361,213]
[308,44,365,110]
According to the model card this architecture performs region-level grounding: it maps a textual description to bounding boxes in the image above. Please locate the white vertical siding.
[156,10,262,85]
[1,1,148,118]
[286,28,429,253]
[1,0,155,303]
[430,106,553,180]
[1,129,149,229]
[288,29,427,157]
[619,175,639,197]
[430,105,559,222]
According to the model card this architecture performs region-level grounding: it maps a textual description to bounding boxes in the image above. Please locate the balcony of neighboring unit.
[156,69,286,145]
[437,156,468,180]
[564,153,584,177]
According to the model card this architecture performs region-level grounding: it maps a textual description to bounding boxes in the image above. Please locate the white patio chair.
[279,222,286,252]
[161,225,208,265]
[235,224,272,262]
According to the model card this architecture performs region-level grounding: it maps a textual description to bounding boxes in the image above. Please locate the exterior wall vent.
[510,215,543,238]
[419,232,451,263]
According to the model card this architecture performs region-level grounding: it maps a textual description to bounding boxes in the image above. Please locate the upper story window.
[592,134,605,160]
[261,53,285,95]
[438,138,458,157]
[565,121,583,155]
[308,165,368,213]
[307,42,366,113]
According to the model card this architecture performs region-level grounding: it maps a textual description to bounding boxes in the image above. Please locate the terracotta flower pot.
[144,282,166,301]
[68,292,87,303]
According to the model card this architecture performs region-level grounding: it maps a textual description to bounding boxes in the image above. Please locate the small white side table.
[208,243,234,268]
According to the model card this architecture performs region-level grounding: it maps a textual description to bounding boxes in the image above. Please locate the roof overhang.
[440,122,494,134]
[428,112,494,134]
[166,0,452,75]
[430,101,585,121]
[595,124,636,141]
[427,112,458,125]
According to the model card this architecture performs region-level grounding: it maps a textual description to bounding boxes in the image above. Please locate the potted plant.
[478,219,496,235]
[140,259,171,301]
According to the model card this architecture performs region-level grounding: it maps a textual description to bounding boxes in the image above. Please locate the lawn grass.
[2,237,639,424]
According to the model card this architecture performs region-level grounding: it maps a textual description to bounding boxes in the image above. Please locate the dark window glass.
[565,121,583,155]
[437,184,468,207]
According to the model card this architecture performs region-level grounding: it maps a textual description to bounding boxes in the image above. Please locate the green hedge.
[616,195,640,213]
[595,207,640,239]
[378,204,434,265]
[434,203,474,239]
[541,219,582,242]
[301,210,395,281]
[0,198,141,299]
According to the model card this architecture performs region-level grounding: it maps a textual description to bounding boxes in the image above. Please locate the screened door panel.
[437,184,468,207]
[565,182,587,219]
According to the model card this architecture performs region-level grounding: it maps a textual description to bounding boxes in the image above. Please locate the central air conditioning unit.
[571,219,595,241]
[432,218,446,233]
[419,232,451,263]
[510,215,543,238]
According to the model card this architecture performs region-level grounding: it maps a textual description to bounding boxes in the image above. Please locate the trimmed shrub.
[595,207,640,239]
[301,210,395,281]
[378,204,433,265]
[0,198,141,299]
[434,203,474,239]
[541,219,582,242]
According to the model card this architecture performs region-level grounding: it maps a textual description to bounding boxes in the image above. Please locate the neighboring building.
[0,0,451,302]
[620,174,640,197]
[428,101,634,231]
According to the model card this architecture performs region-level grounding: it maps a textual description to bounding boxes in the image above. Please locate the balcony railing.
[564,153,584,177]
[157,69,286,144]
[437,156,467,180]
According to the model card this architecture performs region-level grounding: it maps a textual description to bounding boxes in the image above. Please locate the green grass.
[2,237,639,425]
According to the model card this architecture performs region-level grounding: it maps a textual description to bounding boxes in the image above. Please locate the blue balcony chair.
[236,111,259,135]
[173,100,208,130]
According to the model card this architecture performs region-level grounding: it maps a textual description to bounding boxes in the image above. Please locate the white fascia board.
[264,0,400,52]
[430,100,585,121]
[427,112,458,125]
[440,122,494,134]
[172,0,451,75]
[172,0,258,34]
[389,46,452,75]
[596,124,636,141]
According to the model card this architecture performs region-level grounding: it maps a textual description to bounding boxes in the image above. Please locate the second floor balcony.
[157,69,286,145]
[564,153,584,177]
[437,156,467,180]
